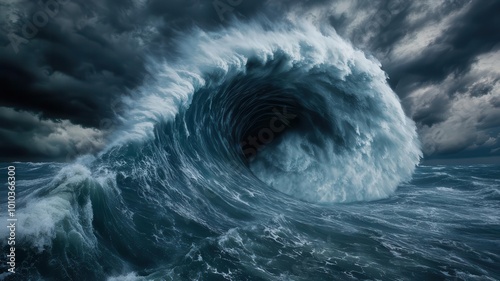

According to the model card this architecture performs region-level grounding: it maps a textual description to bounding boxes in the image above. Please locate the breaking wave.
[0,21,428,280]
[113,21,422,203]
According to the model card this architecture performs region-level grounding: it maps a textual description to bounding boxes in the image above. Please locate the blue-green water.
[1,163,499,280]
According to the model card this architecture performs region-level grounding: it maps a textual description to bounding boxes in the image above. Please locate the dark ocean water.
[1,163,499,281]
[1,23,499,281]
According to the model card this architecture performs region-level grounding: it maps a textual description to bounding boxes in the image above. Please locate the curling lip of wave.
[107,21,422,203]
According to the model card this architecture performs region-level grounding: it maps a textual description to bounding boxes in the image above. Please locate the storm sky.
[1,0,499,163]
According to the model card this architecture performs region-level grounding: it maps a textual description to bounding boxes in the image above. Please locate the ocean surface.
[1,22,499,281]
[0,163,499,280]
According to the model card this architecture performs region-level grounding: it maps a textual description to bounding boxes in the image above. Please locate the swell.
[108,20,422,203]
[0,20,423,280]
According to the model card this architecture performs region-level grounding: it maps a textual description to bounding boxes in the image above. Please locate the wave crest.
[109,21,421,203]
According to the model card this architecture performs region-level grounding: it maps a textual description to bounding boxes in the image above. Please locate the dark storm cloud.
[0,0,144,159]
[391,0,500,159]
[0,107,104,161]
[322,0,499,96]
[359,0,470,58]
[0,0,148,128]
[386,0,500,90]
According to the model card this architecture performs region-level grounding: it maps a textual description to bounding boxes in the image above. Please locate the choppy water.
[0,164,499,280]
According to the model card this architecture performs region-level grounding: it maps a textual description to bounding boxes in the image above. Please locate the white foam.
[107,272,146,281]
[0,164,97,252]
[100,21,421,203]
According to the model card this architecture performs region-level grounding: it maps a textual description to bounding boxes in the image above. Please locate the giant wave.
[0,21,430,280]
[114,21,422,203]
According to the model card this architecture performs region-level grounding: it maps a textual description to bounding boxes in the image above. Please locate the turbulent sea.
[1,22,499,280]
